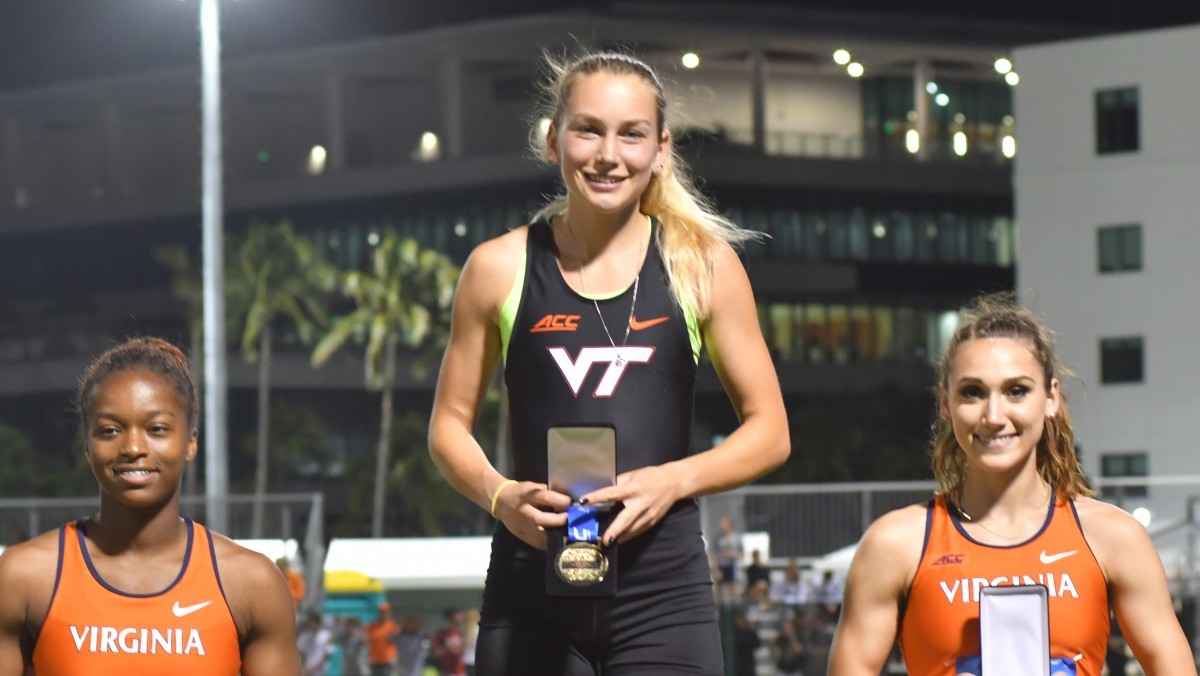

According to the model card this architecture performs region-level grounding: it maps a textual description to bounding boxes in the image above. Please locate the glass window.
[803,304,828,364]
[849,305,874,361]
[1100,336,1144,384]
[1100,451,1148,498]
[768,304,794,362]
[1098,224,1142,273]
[828,305,850,364]
[874,306,896,360]
[1096,87,1139,155]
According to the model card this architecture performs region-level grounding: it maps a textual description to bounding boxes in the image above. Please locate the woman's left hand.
[578,463,682,545]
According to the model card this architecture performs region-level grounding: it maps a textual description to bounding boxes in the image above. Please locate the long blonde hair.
[528,50,758,320]
[931,294,1092,498]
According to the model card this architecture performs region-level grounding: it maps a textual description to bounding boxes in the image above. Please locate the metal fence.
[0,491,326,611]
[701,475,1200,579]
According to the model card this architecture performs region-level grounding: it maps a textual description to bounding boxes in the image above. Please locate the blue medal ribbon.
[566,503,600,544]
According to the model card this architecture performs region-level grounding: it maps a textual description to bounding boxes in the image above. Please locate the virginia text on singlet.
[898,494,1109,676]
[32,518,242,675]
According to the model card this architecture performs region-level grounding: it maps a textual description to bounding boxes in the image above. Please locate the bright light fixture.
[925,81,939,95]
[833,49,851,65]
[935,93,950,107]
[847,62,864,78]
[953,131,968,156]
[1005,71,1020,86]
[1001,135,1016,158]
[1132,507,1152,527]
[538,117,552,137]
[681,52,700,69]
[994,58,1013,74]
[418,132,440,161]
[905,129,920,154]
[307,145,327,175]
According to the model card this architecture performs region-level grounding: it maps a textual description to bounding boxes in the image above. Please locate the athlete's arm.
[428,229,571,551]
[829,506,924,676]
[0,533,57,676]
[1078,499,1196,676]
[581,242,789,544]
[218,540,302,676]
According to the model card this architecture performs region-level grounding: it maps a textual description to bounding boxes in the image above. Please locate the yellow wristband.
[489,479,518,518]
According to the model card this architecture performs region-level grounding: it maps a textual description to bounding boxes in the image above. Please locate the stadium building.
[0,4,1078,532]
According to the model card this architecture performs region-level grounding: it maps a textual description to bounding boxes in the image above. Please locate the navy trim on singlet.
[947,490,1058,549]
[917,498,935,565]
[77,517,195,597]
[1068,498,1109,585]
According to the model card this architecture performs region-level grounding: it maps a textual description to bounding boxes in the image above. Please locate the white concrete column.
[914,59,931,160]
[750,50,767,153]
[439,57,464,159]
[323,72,346,172]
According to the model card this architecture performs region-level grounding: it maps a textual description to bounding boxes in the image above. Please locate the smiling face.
[84,367,197,506]
[942,337,1060,479]
[546,71,668,218]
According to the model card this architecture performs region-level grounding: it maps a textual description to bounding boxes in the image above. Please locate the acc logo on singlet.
[530,314,581,332]
[931,553,965,566]
[548,346,655,397]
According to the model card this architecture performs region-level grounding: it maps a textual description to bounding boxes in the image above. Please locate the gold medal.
[554,542,609,586]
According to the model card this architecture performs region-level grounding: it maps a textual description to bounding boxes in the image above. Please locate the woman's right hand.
[492,481,572,550]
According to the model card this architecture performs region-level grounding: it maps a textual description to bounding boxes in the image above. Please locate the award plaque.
[546,425,618,596]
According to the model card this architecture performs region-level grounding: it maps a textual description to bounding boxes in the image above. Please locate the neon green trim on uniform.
[684,303,701,364]
[498,251,525,366]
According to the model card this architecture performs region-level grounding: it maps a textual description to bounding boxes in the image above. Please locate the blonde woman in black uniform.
[428,51,789,675]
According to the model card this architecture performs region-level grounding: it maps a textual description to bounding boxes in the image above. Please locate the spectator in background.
[297,611,334,676]
[365,601,399,676]
[713,515,743,604]
[340,616,370,676]
[771,558,810,612]
[462,608,480,676]
[814,569,844,621]
[744,548,771,594]
[395,614,427,676]
[278,556,307,612]
[432,608,465,676]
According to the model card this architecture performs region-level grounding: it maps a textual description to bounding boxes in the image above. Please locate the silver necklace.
[560,219,641,368]
[952,486,1053,540]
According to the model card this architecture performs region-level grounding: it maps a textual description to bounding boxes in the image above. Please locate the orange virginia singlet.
[898,494,1109,676]
[32,518,242,676]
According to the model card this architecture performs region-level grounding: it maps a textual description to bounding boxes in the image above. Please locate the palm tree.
[229,220,331,537]
[311,234,459,538]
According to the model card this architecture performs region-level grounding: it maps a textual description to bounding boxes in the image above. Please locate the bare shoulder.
[0,530,63,623]
[464,226,528,282]
[209,533,287,589]
[458,226,529,313]
[1072,496,1153,558]
[708,241,746,276]
[863,502,929,554]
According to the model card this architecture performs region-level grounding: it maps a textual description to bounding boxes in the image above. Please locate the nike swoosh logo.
[1039,549,1077,564]
[629,315,670,331]
[172,600,213,617]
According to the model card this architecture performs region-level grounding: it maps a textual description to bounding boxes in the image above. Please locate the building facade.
[1014,23,1200,534]
[0,5,1063,532]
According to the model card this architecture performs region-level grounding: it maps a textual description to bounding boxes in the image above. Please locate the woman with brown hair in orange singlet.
[830,295,1194,676]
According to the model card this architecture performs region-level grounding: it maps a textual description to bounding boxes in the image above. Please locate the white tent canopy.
[324,537,493,590]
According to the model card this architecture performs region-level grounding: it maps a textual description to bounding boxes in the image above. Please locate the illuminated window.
[1097,224,1141,273]
[1096,87,1139,155]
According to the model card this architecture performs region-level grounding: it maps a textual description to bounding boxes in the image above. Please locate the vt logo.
[548,346,654,397]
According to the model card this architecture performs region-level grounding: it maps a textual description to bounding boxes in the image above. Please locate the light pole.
[199,0,229,534]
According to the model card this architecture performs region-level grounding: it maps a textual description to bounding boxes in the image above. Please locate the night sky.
[1,0,1198,91]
